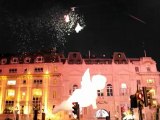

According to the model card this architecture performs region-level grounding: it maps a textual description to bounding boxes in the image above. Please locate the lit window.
[121,83,127,89]
[7,89,15,97]
[118,54,121,58]
[147,79,154,84]
[21,92,26,100]
[120,83,127,96]
[32,89,42,96]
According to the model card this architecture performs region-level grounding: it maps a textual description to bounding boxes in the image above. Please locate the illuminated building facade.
[0,51,159,120]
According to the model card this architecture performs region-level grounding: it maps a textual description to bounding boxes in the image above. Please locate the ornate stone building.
[0,51,159,120]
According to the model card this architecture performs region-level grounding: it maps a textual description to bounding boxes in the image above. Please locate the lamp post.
[15,106,19,120]
[33,106,38,120]
[42,108,45,120]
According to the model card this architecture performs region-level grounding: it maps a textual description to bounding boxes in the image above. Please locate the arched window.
[35,56,44,63]
[11,57,19,64]
[107,84,113,96]
[73,84,78,92]
[24,57,31,63]
[69,84,78,95]
[1,58,7,65]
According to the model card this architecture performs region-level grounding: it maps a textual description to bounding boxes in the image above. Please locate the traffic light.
[142,87,153,107]
[136,92,143,101]
[130,95,137,108]
[72,102,79,119]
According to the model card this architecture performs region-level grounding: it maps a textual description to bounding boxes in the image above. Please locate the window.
[33,80,43,84]
[73,53,77,58]
[9,68,17,73]
[21,92,26,100]
[24,68,27,73]
[53,78,57,84]
[4,101,14,114]
[84,107,87,115]
[24,57,31,63]
[137,80,141,85]
[54,66,58,72]
[35,56,44,63]
[107,84,113,96]
[7,89,15,97]
[5,101,14,107]
[147,67,151,72]
[22,80,26,84]
[0,69,2,73]
[120,83,127,96]
[97,90,104,96]
[34,67,43,72]
[118,54,121,58]
[11,57,19,64]
[32,97,41,113]
[1,58,7,64]
[53,91,56,99]
[73,84,78,92]
[135,67,139,72]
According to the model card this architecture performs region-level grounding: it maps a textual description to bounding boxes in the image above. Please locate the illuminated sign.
[7,80,16,85]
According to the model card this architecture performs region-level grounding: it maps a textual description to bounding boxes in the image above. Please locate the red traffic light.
[136,92,143,100]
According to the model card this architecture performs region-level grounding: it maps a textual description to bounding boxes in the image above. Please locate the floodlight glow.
[53,68,107,113]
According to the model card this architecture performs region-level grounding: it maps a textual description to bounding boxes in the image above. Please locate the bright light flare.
[75,23,83,33]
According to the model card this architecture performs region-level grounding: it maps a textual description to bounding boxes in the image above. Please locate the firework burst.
[1,4,86,53]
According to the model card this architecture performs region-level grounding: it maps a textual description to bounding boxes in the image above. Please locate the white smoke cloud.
[53,68,107,113]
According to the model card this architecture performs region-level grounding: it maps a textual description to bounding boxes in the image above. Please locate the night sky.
[0,0,160,68]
